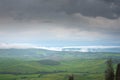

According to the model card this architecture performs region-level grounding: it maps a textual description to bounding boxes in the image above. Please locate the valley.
[0,49,120,80]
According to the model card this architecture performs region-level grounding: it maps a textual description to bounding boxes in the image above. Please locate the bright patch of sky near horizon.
[0,0,120,47]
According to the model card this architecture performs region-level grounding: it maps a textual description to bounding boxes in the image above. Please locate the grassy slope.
[0,52,119,80]
[0,58,109,80]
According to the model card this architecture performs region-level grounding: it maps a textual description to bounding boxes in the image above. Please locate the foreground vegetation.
[0,49,120,80]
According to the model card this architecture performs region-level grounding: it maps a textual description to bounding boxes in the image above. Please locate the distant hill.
[0,48,120,60]
[62,47,120,52]
[0,43,120,52]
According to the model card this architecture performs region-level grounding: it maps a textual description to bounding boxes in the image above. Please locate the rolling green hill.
[0,49,120,80]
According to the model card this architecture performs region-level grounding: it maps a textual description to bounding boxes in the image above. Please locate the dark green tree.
[105,59,114,80]
[116,63,120,80]
[68,74,74,80]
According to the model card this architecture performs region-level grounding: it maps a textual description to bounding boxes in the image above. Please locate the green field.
[0,49,120,80]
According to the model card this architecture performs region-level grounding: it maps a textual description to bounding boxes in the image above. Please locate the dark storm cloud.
[103,0,120,4]
[0,0,120,45]
[62,0,120,19]
[0,0,120,20]
[0,0,66,21]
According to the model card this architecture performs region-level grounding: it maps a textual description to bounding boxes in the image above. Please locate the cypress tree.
[105,59,114,80]
[116,63,120,80]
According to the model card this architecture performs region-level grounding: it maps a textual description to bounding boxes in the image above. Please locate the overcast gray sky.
[0,0,120,47]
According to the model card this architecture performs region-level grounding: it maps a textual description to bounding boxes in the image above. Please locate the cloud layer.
[0,0,120,46]
[0,0,120,19]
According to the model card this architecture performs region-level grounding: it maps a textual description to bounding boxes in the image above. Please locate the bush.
[68,74,74,80]
[38,59,60,65]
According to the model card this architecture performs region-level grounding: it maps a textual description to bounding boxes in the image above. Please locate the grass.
[0,58,109,80]
[0,52,119,80]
